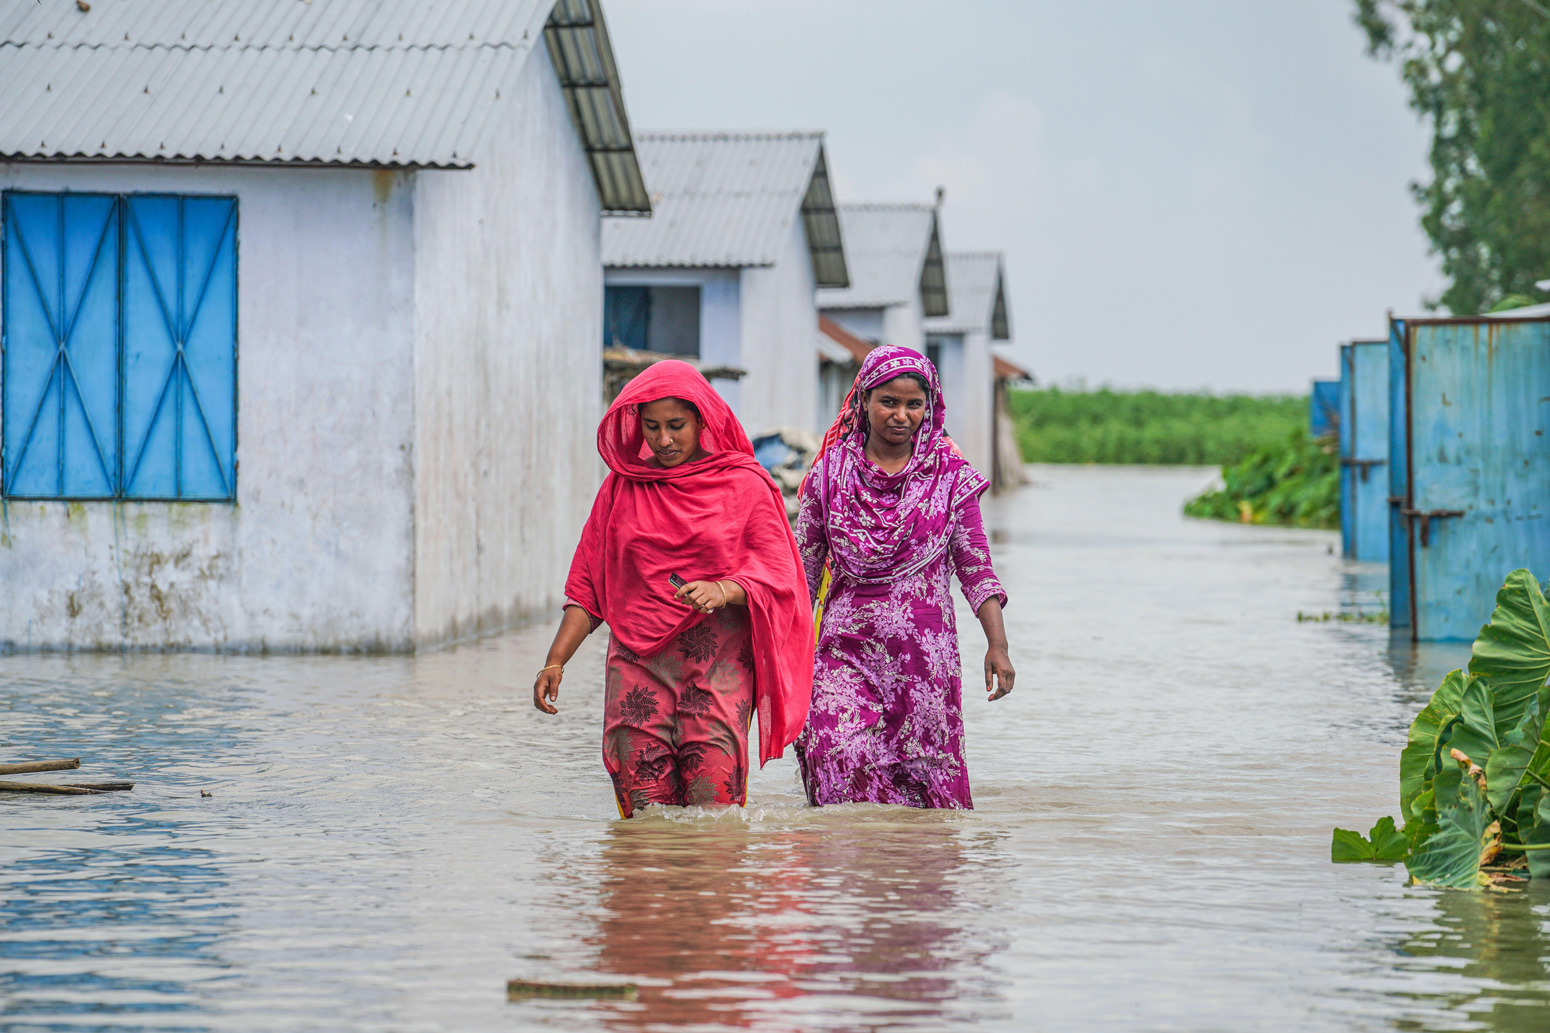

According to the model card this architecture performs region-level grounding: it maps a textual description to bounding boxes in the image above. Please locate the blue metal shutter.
[2,193,121,498]
[122,196,236,500]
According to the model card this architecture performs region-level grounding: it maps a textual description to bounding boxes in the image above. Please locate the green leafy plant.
[1331,569,1550,888]
[1332,816,1411,862]
[1184,431,1339,529]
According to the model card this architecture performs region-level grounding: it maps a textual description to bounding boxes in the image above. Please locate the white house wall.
[411,42,604,648]
[821,300,926,357]
[883,297,927,356]
[821,308,885,347]
[960,328,995,475]
[603,266,741,414]
[738,216,819,434]
[0,162,417,650]
[932,330,993,476]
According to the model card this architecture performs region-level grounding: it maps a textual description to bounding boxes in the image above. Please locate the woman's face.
[866,375,929,448]
[640,397,704,468]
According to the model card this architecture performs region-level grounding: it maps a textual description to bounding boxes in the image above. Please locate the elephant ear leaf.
[1446,676,1503,774]
[1400,670,1469,824]
[1468,569,1550,740]
[1332,816,1410,863]
[1405,751,1501,890]
[1483,698,1550,816]
[1526,791,1550,881]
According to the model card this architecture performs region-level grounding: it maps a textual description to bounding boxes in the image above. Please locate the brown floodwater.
[2,465,1546,1032]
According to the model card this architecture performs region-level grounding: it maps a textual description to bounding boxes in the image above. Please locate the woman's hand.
[533,667,563,714]
[674,579,745,613]
[984,644,1015,701]
[532,605,595,714]
[974,596,1014,701]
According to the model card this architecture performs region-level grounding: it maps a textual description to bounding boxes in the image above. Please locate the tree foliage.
[1355,0,1550,313]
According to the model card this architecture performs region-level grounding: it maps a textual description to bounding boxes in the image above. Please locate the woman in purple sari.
[794,346,1015,809]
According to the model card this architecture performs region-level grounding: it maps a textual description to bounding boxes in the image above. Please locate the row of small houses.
[0,0,1030,653]
[1319,311,1550,642]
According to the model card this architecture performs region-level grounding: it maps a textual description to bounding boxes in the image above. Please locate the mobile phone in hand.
[668,573,686,591]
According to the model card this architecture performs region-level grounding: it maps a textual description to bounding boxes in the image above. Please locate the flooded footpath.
[3,464,1547,1032]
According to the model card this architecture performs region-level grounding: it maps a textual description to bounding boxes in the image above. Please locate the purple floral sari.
[794,347,1006,809]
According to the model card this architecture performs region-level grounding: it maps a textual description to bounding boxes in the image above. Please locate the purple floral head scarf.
[810,346,989,584]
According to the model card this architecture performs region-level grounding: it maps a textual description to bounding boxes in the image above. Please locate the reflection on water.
[1,465,1547,1031]
[1392,886,1550,1033]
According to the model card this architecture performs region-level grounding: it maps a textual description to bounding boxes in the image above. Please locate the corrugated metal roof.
[544,0,649,213]
[602,131,848,286]
[815,203,948,316]
[0,0,652,205]
[0,0,543,48]
[923,252,1011,339]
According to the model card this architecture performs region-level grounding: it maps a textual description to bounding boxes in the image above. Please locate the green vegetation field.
[1007,387,1307,466]
[1007,386,1338,529]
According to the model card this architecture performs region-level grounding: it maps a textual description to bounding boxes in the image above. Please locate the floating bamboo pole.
[62,782,134,792]
[0,758,80,776]
[0,780,99,795]
[507,979,638,1000]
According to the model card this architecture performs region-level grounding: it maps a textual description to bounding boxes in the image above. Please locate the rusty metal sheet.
[1392,317,1550,640]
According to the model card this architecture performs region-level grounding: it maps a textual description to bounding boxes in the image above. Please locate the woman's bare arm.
[533,605,597,714]
[976,597,1014,701]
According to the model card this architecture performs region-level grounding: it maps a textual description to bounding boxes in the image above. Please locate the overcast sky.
[602,0,1443,393]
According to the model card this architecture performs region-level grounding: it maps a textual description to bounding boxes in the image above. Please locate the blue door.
[1345,340,1388,563]
[2,193,121,498]
[121,196,237,500]
[1394,317,1550,640]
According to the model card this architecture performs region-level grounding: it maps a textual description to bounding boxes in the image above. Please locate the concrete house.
[922,252,1012,475]
[0,0,650,651]
[816,315,875,429]
[602,131,848,434]
[816,202,948,356]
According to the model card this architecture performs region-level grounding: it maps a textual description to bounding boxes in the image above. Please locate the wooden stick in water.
[506,979,638,1000]
[0,780,99,795]
[0,758,81,776]
[62,782,134,792]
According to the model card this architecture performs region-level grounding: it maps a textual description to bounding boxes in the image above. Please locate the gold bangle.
[716,581,730,609]
[538,664,563,674]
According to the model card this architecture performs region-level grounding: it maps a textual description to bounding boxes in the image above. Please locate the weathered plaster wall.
[411,43,604,648]
[0,162,417,651]
[739,217,820,434]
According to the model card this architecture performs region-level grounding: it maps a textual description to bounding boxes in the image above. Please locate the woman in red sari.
[533,361,813,818]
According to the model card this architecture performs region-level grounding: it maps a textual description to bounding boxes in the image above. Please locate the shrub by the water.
[1182,431,1339,530]
[1007,387,1305,466]
[1331,570,1550,889]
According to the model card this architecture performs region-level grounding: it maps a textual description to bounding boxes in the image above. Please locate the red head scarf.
[564,361,813,766]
